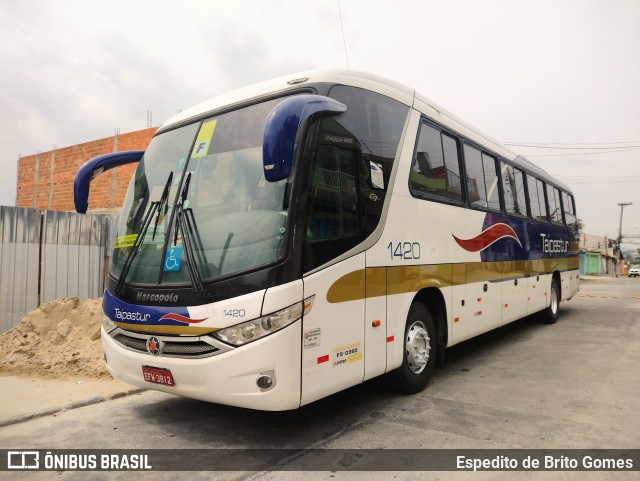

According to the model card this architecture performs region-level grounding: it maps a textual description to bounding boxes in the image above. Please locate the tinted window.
[483,154,500,210]
[501,162,527,216]
[306,144,360,241]
[329,86,409,232]
[464,145,500,210]
[304,88,409,272]
[410,124,462,201]
[562,191,576,229]
[527,176,548,221]
[550,186,563,223]
[442,135,463,200]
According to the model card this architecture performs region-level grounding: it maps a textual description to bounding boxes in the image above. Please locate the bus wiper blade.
[174,172,192,246]
[152,171,173,240]
[173,172,209,298]
[115,171,173,295]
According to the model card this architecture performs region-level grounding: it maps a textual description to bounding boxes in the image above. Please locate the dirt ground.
[0,297,110,379]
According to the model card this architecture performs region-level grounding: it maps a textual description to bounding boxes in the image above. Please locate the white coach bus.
[74,69,580,410]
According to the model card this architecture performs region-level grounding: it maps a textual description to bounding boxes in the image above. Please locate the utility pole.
[617,202,633,247]
[617,202,633,277]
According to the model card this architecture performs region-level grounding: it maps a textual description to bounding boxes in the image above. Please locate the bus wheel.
[540,278,560,324]
[384,302,436,394]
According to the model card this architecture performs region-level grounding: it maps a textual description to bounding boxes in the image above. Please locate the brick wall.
[16,127,157,212]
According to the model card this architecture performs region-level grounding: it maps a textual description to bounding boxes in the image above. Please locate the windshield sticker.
[370,162,384,189]
[175,157,185,174]
[114,234,138,249]
[191,119,218,159]
[164,247,183,272]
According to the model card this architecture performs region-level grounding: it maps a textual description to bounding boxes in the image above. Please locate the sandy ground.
[0,297,142,423]
[0,297,109,379]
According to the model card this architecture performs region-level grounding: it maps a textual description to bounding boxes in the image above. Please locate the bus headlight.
[102,312,117,334]
[214,296,314,347]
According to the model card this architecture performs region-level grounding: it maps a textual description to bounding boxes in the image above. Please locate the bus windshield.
[112,97,292,286]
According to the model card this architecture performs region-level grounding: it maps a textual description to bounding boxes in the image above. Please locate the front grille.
[114,334,147,352]
[161,341,218,356]
[112,332,224,358]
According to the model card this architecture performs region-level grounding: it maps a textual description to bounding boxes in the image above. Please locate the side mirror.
[262,94,346,182]
[74,150,144,213]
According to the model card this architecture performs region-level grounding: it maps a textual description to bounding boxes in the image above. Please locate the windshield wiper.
[152,171,173,240]
[115,172,173,295]
[172,172,210,298]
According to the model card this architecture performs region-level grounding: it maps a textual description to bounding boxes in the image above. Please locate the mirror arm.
[263,94,346,182]
[74,150,145,213]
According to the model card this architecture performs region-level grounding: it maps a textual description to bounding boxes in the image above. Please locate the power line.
[504,144,640,150]
[557,180,640,184]
[504,140,640,146]
[337,0,350,68]
[524,147,640,157]
[559,175,640,179]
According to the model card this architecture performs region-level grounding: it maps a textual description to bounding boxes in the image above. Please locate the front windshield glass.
[112,97,291,286]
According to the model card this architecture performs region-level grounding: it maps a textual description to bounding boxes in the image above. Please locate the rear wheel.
[540,277,560,324]
[384,302,437,394]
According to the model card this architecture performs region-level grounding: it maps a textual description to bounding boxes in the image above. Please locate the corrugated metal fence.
[0,206,117,333]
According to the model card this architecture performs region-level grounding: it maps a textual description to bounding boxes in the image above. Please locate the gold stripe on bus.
[326,258,579,303]
[366,267,387,297]
[326,269,365,303]
[387,264,454,296]
[114,322,218,335]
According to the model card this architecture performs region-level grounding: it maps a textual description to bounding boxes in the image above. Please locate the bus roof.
[159,68,571,193]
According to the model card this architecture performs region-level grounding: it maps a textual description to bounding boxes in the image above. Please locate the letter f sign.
[195,141,208,155]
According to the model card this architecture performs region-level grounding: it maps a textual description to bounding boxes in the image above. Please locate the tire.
[540,277,560,324]
[384,302,437,394]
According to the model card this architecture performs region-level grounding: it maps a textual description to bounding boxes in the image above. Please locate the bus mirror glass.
[262,94,346,182]
[74,150,144,213]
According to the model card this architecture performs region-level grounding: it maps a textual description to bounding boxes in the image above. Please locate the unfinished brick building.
[16,127,157,213]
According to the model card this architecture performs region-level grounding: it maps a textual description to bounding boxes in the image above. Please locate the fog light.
[256,374,274,391]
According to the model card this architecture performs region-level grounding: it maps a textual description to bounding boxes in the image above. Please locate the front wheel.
[540,277,560,324]
[384,302,437,394]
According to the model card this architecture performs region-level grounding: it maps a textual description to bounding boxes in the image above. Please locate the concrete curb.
[0,387,145,428]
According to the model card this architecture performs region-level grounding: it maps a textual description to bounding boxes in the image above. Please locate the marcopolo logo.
[136,292,179,303]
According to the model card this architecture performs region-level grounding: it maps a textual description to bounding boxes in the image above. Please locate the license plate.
[142,366,175,386]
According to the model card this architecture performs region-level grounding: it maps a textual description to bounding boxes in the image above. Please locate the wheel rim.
[406,320,431,374]
[550,284,559,315]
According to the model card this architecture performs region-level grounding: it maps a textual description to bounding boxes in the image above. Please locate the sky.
[1,0,639,249]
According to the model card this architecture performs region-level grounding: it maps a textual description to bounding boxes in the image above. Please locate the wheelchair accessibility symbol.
[164,247,183,272]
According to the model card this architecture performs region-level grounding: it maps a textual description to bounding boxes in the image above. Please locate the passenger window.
[550,187,563,224]
[442,134,463,201]
[483,154,500,210]
[527,176,548,221]
[501,162,527,216]
[464,145,500,210]
[562,191,577,229]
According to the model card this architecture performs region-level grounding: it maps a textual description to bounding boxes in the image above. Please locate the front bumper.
[102,321,302,411]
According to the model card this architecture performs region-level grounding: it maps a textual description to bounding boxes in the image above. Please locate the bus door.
[301,254,365,406]
[299,131,369,405]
